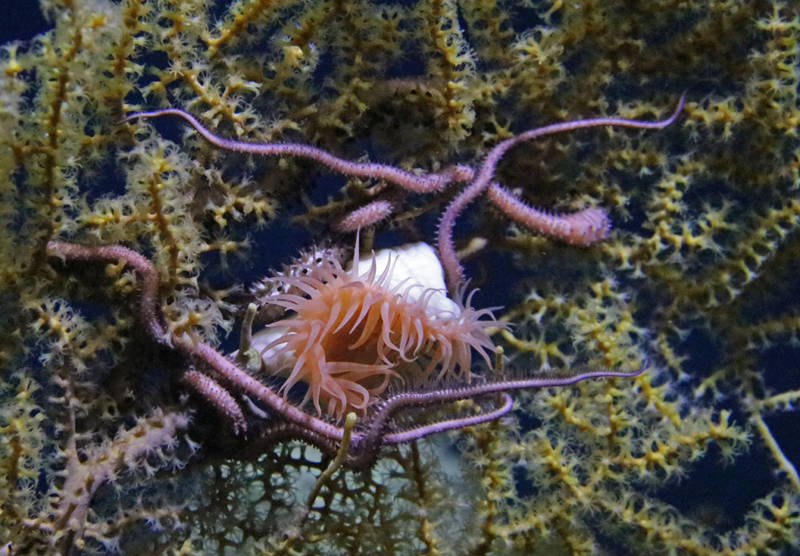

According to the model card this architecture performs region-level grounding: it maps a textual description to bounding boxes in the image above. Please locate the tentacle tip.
[565,207,612,245]
[119,112,144,124]
[666,93,687,126]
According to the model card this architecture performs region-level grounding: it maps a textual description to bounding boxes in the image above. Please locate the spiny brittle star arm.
[122,109,472,193]
[437,95,686,290]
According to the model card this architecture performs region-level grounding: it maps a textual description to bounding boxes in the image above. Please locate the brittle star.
[45,98,680,465]
[123,95,684,291]
[46,240,646,468]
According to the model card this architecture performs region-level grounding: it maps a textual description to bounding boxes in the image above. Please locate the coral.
[1,0,800,554]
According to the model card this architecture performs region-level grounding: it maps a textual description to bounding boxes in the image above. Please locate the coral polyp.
[253,242,500,419]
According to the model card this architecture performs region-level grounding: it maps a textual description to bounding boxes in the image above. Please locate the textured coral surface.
[1,0,799,554]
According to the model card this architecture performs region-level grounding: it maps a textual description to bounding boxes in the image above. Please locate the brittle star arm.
[182,369,248,434]
[123,109,473,193]
[46,241,167,341]
[346,364,648,467]
[45,240,347,442]
[381,392,515,444]
[45,240,648,467]
[262,393,515,468]
[437,96,686,290]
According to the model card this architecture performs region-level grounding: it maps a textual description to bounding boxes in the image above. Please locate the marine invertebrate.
[115,98,681,432]
[125,97,683,290]
[45,238,644,469]
[435,95,686,287]
[334,199,395,232]
[116,94,682,429]
[4,1,800,553]
[252,240,500,419]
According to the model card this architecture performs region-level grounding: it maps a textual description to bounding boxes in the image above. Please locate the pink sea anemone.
[253,242,501,420]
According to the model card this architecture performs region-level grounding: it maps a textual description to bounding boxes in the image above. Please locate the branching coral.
[2,0,800,554]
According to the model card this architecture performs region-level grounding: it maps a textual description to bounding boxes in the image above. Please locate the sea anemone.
[250,241,502,420]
